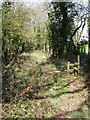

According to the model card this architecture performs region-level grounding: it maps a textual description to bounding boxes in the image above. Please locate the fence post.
[77,55,80,74]
[67,61,70,77]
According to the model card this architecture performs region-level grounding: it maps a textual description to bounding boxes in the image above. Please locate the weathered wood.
[77,55,80,74]
[74,62,79,65]
[67,55,80,75]
[69,63,74,67]
[67,61,70,76]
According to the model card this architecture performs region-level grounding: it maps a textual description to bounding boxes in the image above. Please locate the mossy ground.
[2,50,89,119]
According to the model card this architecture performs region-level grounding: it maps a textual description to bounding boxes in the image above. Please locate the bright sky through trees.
[0,0,88,41]
[0,0,88,4]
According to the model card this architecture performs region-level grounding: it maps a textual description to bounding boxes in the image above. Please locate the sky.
[0,0,89,9]
[0,0,88,4]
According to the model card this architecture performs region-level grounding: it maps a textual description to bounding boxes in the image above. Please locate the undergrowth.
[2,51,89,119]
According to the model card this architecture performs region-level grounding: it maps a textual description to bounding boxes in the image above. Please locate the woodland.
[1,1,90,119]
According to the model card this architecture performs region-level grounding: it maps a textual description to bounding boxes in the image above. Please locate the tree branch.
[3,58,15,69]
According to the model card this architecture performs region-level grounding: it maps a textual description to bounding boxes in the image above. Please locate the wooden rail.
[67,55,80,76]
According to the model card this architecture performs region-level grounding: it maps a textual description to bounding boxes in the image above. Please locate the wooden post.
[77,55,80,74]
[67,61,70,77]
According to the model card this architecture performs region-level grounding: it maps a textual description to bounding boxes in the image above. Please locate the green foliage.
[69,110,88,118]
[2,2,89,119]
[2,50,88,119]
[24,42,34,52]
[47,2,76,58]
[2,2,31,101]
[2,2,29,65]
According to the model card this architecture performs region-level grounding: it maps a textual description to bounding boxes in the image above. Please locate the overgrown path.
[2,50,89,119]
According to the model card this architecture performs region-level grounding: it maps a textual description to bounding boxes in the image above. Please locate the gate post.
[67,61,70,77]
[77,55,80,74]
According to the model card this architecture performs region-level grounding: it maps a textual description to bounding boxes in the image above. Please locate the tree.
[2,2,30,66]
[88,0,90,70]
[47,2,77,58]
[2,2,30,100]
[47,1,89,59]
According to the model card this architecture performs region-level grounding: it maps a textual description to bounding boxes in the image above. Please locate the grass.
[69,108,88,119]
[2,50,89,119]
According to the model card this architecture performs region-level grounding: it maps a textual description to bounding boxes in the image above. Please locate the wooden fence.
[67,55,80,76]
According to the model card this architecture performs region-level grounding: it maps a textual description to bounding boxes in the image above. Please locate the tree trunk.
[88,27,90,71]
